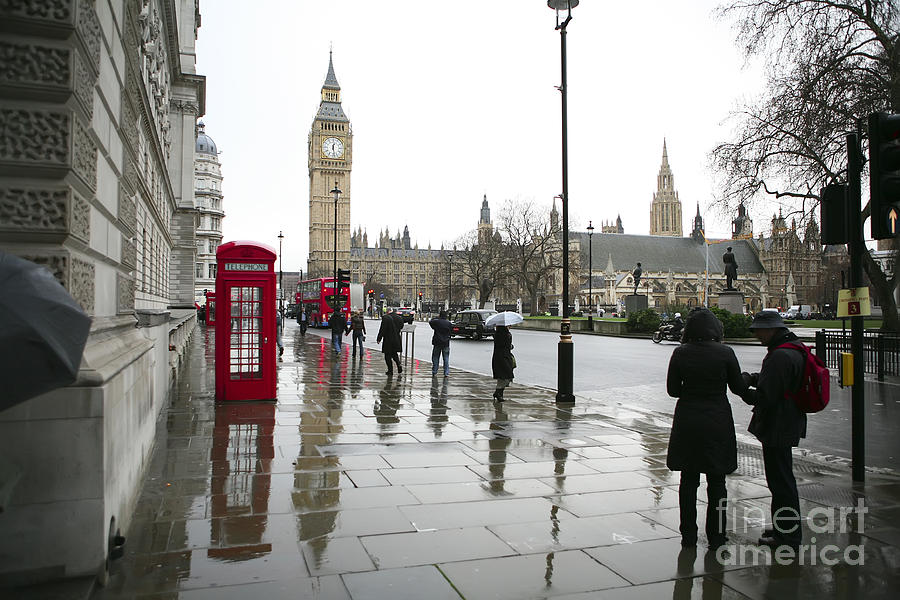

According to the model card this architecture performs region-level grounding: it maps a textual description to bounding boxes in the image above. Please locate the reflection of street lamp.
[547,0,577,404]
[586,220,594,326]
[277,231,284,316]
[330,181,341,308]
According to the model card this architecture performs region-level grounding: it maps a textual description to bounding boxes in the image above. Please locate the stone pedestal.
[625,294,648,314]
[717,290,745,314]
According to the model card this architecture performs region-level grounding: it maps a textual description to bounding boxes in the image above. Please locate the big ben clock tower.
[308,51,352,280]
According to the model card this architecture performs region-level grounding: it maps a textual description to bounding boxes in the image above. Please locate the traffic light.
[337,268,351,289]
[868,112,900,239]
[418,292,422,298]
[820,183,848,244]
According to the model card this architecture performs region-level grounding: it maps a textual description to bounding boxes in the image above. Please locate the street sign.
[837,287,872,318]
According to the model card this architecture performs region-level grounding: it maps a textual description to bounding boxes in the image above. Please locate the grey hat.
[749,311,787,329]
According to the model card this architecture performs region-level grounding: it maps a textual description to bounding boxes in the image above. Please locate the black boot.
[493,388,504,401]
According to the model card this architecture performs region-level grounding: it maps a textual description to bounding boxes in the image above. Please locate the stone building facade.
[193,122,223,302]
[649,139,683,237]
[756,210,822,308]
[0,0,204,584]
[307,52,351,280]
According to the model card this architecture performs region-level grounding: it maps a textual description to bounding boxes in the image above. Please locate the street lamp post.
[277,231,284,317]
[330,181,341,309]
[548,0,577,403]
[587,220,594,327]
[446,248,454,311]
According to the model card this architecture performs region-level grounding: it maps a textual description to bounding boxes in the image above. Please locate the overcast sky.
[195,0,769,273]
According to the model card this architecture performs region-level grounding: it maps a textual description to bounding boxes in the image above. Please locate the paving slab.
[83,321,900,599]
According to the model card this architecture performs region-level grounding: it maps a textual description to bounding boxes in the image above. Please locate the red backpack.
[777,342,830,413]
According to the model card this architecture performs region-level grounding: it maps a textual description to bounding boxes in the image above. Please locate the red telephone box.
[206,292,217,326]
[215,241,277,401]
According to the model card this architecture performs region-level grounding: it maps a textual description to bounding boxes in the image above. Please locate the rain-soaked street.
[93,321,900,599]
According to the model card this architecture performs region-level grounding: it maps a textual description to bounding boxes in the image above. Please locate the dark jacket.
[492,326,514,380]
[329,312,347,335]
[429,317,452,347]
[377,313,402,354]
[666,341,746,474]
[741,330,807,447]
[350,314,366,334]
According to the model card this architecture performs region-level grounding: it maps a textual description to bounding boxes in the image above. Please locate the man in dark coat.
[429,310,453,377]
[723,247,739,290]
[740,311,806,552]
[329,310,347,353]
[377,308,402,375]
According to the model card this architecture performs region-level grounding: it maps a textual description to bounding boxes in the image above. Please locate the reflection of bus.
[296,277,350,327]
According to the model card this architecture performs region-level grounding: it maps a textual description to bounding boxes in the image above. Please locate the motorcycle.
[652,321,682,344]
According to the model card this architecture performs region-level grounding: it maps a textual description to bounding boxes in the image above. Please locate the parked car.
[451,309,498,340]
[785,304,813,319]
[395,306,415,324]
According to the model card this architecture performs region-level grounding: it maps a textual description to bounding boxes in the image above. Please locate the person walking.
[329,309,347,354]
[298,306,308,337]
[665,308,746,548]
[429,310,452,377]
[377,308,402,375]
[491,324,515,401]
[740,311,807,552]
[349,310,366,356]
[275,308,284,358]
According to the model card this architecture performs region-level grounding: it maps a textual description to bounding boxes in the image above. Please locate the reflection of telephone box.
[206,292,217,326]
[215,241,277,401]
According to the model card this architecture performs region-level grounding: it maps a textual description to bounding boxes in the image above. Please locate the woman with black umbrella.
[665,307,747,548]
[491,325,515,401]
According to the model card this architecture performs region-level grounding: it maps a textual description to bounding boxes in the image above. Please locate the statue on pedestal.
[723,247,738,291]
[632,262,642,295]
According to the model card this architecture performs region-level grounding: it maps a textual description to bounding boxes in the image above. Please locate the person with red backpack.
[741,310,815,554]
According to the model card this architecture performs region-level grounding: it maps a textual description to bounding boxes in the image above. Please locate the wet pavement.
[89,321,900,599]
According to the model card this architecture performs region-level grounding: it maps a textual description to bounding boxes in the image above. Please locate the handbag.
[510,354,517,368]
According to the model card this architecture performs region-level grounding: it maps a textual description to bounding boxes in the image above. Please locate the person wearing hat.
[741,310,807,552]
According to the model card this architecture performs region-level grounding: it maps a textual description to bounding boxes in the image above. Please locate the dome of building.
[195,122,217,155]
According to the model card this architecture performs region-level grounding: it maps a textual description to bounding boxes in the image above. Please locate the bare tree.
[452,229,508,308]
[710,0,899,330]
[497,199,562,316]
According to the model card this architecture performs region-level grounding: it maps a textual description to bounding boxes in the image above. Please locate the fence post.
[816,330,824,365]
[876,334,885,382]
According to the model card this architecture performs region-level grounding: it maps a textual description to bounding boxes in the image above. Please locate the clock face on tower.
[322,137,344,159]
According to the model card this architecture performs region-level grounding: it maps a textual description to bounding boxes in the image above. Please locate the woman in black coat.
[491,325,515,401]
[666,308,747,548]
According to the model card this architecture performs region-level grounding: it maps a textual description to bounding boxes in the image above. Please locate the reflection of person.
[666,308,746,548]
[740,311,806,552]
[488,402,510,493]
[491,325,515,401]
[377,308,402,375]
[429,310,452,377]
[374,377,400,425]
[723,247,739,290]
[349,311,366,356]
[632,262,643,295]
[428,376,450,437]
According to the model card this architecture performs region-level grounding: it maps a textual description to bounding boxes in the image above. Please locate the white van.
[785,305,812,319]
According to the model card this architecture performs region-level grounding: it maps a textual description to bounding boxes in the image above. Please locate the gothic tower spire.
[649,138,683,236]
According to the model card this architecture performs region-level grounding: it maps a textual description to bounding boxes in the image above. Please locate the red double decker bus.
[296,277,351,327]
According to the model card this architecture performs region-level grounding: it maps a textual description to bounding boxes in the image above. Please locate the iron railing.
[815,330,900,380]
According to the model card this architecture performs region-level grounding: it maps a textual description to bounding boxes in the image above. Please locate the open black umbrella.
[0,251,91,411]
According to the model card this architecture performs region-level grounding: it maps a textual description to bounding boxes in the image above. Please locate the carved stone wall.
[0,187,90,243]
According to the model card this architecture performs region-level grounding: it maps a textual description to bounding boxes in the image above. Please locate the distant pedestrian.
[740,311,807,553]
[329,310,347,353]
[377,308,402,375]
[298,306,308,337]
[429,310,453,377]
[491,325,515,401]
[275,308,284,358]
[665,308,746,548]
[349,311,366,356]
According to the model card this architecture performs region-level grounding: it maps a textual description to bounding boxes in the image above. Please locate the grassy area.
[789,319,882,329]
